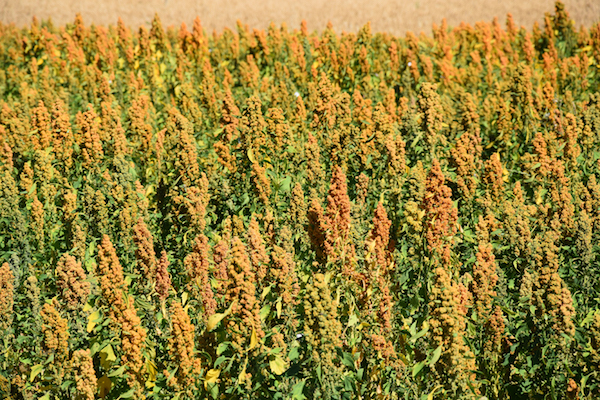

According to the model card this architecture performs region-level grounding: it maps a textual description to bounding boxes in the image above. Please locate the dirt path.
[1,0,598,35]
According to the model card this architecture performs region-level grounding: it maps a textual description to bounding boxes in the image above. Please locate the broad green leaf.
[87,310,101,333]
[260,305,271,321]
[117,388,135,399]
[29,364,43,382]
[269,355,288,375]
[181,291,188,306]
[427,385,443,400]
[238,357,248,384]
[146,359,158,383]
[412,360,426,378]
[291,380,307,400]
[100,345,116,369]
[247,148,256,163]
[217,342,229,356]
[98,376,112,398]
[207,313,226,331]
[261,285,271,300]
[248,328,258,351]
[341,352,355,371]
[580,310,597,327]
[108,365,126,378]
[204,369,220,389]
[347,314,359,327]
[428,345,442,366]
[207,302,235,331]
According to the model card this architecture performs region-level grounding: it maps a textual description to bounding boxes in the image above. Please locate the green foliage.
[0,2,600,399]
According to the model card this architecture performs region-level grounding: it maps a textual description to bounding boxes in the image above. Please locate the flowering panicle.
[221,89,241,142]
[355,173,369,209]
[0,262,15,331]
[418,83,445,158]
[307,198,328,262]
[31,195,45,247]
[266,107,289,154]
[31,100,52,150]
[303,273,342,368]
[97,235,126,310]
[120,295,147,374]
[128,95,154,156]
[471,243,498,319]
[156,250,172,302]
[451,128,482,201]
[270,245,300,310]
[165,109,200,187]
[428,252,478,396]
[185,234,216,316]
[76,105,104,167]
[323,166,353,261]
[502,182,534,258]
[240,95,267,154]
[225,237,263,351]
[305,133,324,190]
[100,100,129,157]
[369,202,392,270]
[290,182,307,228]
[24,273,41,322]
[529,232,576,338]
[247,216,269,284]
[71,350,97,400]
[422,159,458,252]
[251,162,271,207]
[133,218,157,281]
[167,301,201,388]
[71,221,87,262]
[56,253,91,310]
[575,210,593,264]
[562,113,581,165]
[51,99,74,169]
[173,172,210,233]
[41,300,70,359]
[212,235,230,297]
[483,153,504,204]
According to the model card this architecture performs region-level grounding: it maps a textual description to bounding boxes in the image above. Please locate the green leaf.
[204,369,220,389]
[247,329,258,351]
[580,310,597,327]
[29,364,43,382]
[260,305,271,321]
[207,313,226,331]
[269,355,288,375]
[98,376,112,398]
[117,388,135,399]
[87,310,101,333]
[341,352,356,371]
[108,365,126,378]
[291,380,307,400]
[347,314,359,327]
[100,345,117,369]
[412,360,426,378]
[428,345,442,366]
[288,346,300,361]
[217,342,229,356]
[214,356,228,367]
[207,302,235,331]
[280,176,292,192]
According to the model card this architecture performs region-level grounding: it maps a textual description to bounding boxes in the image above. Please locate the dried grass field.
[1,0,599,34]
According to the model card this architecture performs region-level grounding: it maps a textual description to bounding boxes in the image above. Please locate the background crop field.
[0,0,599,35]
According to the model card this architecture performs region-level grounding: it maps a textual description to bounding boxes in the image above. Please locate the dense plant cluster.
[1,2,600,398]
